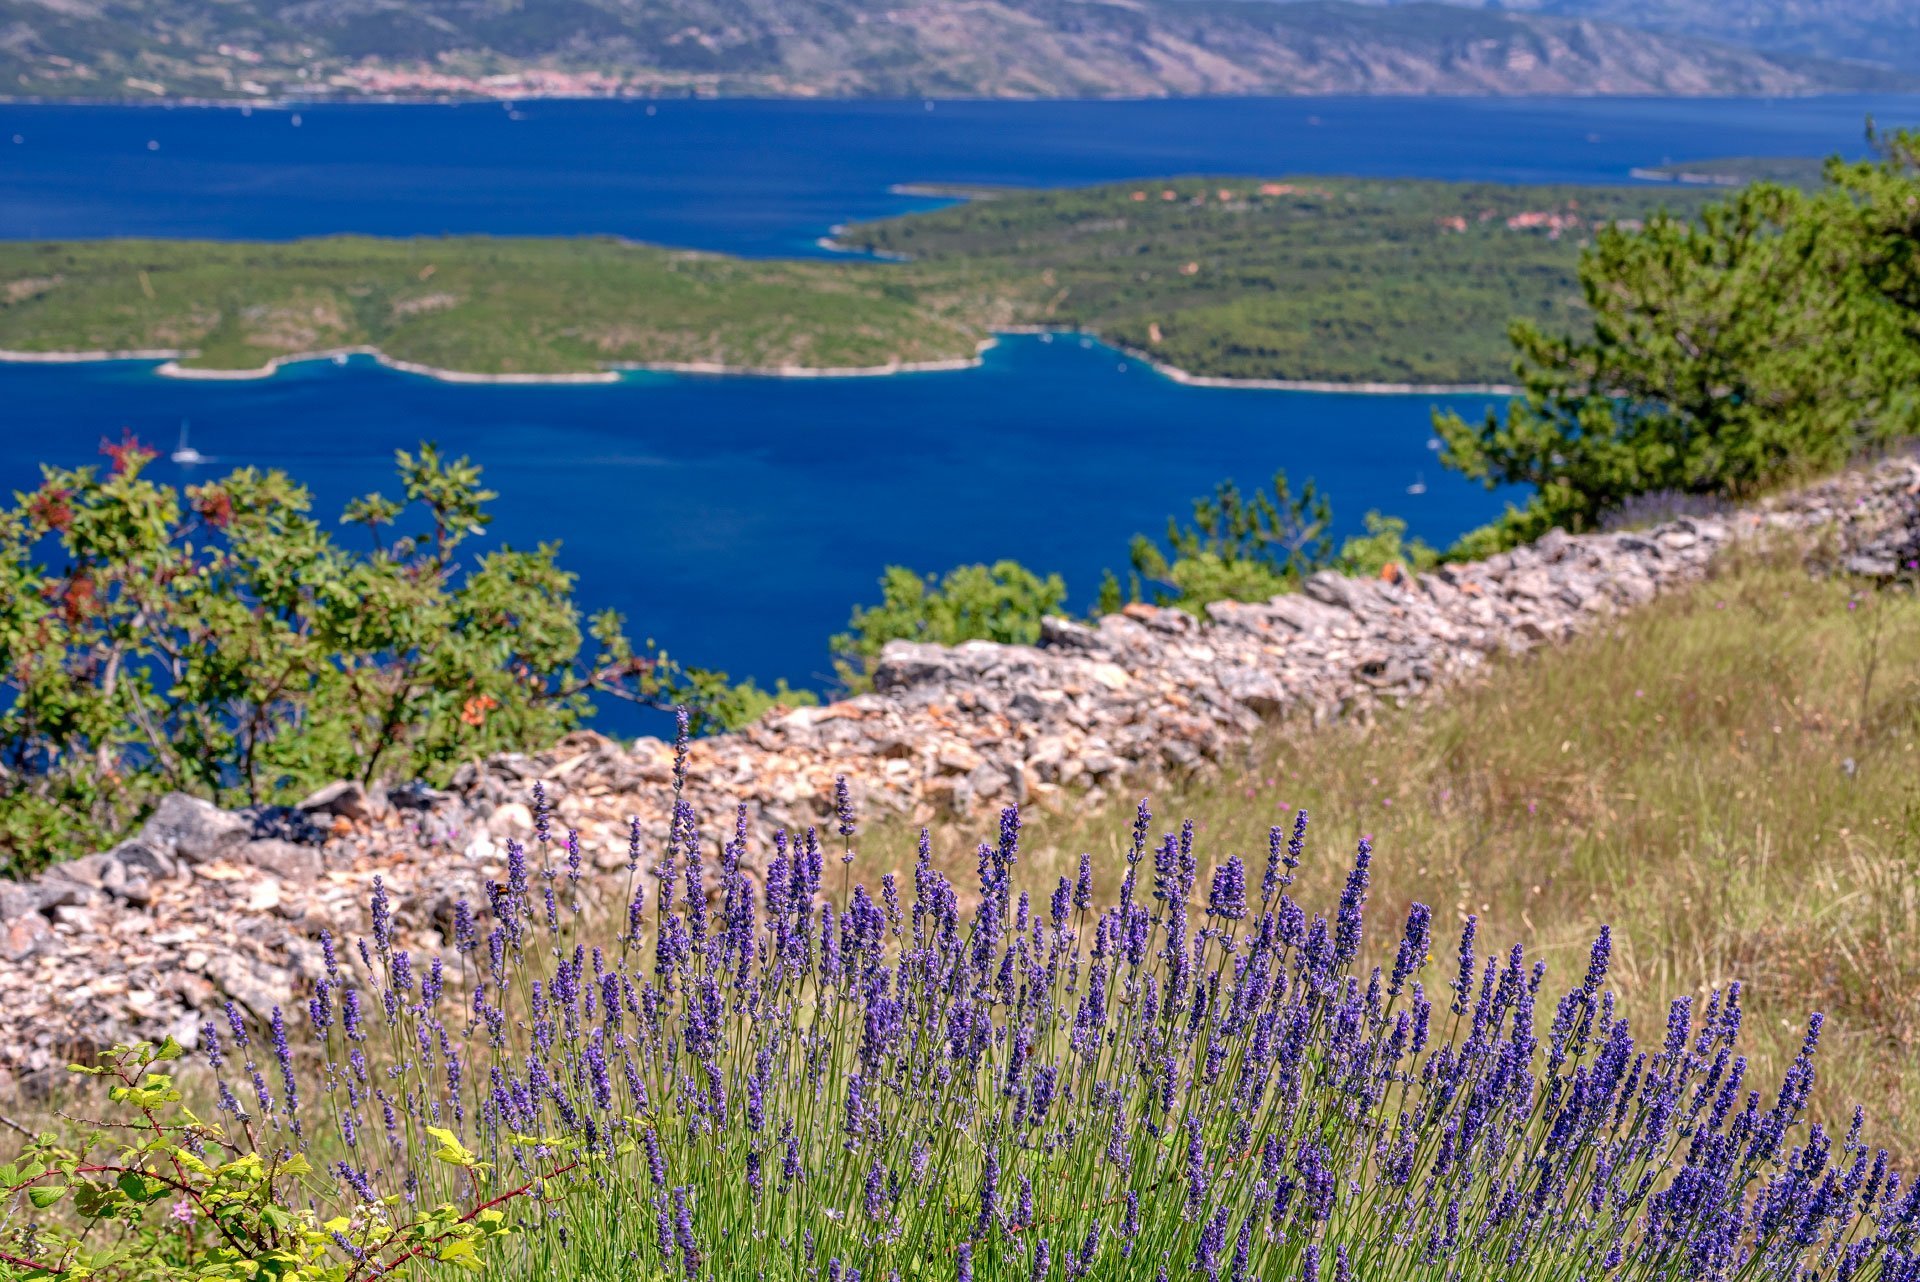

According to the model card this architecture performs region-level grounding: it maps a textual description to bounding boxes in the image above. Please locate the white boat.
[1406,473,1427,496]
[170,421,205,466]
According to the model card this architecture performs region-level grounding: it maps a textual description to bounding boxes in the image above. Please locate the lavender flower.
[835,774,857,844]
[1208,854,1248,921]
[1333,837,1371,965]
[120,782,1903,1282]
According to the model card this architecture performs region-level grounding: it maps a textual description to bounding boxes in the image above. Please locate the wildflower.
[1452,914,1478,1015]
[1391,902,1432,995]
[1207,854,1247,921]
[82,785,1908,1282]
[1195,1205,1228,1282]
[1333,838,1371,965]
[1228,1214,1252,1282]
[671,1186,700,1274]
[835,774,857,844]
[975,1145,1001,1237]
[369,876,391,956]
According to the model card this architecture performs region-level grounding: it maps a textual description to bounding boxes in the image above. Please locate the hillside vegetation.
[849,176,1713,386]
[0,177,1709,385]
[877,539,1920,1148]
[3,0,1911,101]
[0,237,996,376]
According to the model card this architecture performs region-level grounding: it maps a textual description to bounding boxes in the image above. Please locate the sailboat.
[170,421,205,465]
[1406,472,1427,496]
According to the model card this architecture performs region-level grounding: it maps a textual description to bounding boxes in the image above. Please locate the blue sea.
[2,96,1914,252]
[2,96,1916,730]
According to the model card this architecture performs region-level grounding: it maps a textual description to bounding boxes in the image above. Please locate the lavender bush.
[5,727,1917,1280]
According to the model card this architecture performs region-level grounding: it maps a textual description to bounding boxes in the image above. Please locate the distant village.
[331,65,644,98]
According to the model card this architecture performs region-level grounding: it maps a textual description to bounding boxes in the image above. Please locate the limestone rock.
[141,792,249,865]
[239,839,323,885]
[297,780,381,822]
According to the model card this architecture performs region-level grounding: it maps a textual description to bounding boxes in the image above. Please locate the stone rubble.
[1,453,1916,1089]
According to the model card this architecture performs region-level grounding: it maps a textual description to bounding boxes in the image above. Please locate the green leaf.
[425,1126,480,1170]
[72,1181,123,1217]
[115,1171,169,1204]
[27,1184,67,1208]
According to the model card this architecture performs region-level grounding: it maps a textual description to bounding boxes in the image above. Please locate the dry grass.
[869,539,1920,1151]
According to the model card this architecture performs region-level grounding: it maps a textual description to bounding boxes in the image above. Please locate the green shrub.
[832,561,1068,688]
[1334,511,1440,578]
[0,439,786,874]
[0,1037,522,1279]
[1437,132,1920,549]
[1128,471,1331,611]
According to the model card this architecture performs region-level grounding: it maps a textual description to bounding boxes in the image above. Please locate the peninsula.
[0,177,1713,387]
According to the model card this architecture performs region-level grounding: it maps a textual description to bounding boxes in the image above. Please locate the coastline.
[1146,360,1518,396]
[0,335,1514,393]
[0,340,998,385]
[1001,330,1522,395]
[154,346,622,385]
[606,339,995,379]
[0,346,191,363]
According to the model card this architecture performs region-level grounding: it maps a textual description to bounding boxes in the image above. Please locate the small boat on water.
[1406,473,1427,496]
[170,421,205,466]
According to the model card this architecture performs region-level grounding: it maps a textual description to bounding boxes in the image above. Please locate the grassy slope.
[0,178,1705,384]
[0,237,997,375]
[872,540,1920,1146]
[850,176,1714,385]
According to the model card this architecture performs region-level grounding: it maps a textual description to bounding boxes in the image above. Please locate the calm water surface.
[3,96,1916,253]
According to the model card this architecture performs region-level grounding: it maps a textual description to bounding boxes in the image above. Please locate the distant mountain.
[1222,0,1920,74]
[2,0,1912,101]
[1529,0,1920,73]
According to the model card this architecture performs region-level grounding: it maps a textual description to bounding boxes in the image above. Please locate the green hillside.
[847,176,1714,385]
[0,236,999,376]
[0,177,1713,386]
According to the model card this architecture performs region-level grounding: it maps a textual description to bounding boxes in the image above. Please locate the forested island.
[0,176,1712,387]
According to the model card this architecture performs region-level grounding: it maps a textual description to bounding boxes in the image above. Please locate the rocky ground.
[1,455,1916,1090]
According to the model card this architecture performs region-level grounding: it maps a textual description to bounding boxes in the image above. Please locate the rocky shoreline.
[1,341,997,385]
[1,454,1916,1089]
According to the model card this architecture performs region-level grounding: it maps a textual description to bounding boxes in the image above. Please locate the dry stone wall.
[1,454,1916,1088]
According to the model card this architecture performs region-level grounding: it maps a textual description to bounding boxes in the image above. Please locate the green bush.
[0,1037,521,1280]
[1126,473,1435,609]
[0,439,793,874]
[832,561,1068,688]
[1437,131,1920,549]
[1128,471,1331,611]
[1334,511,1440,578]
